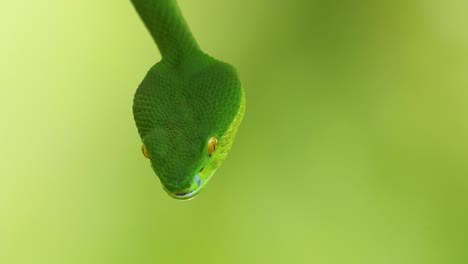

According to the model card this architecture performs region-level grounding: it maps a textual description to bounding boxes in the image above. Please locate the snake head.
[133,53,245,200]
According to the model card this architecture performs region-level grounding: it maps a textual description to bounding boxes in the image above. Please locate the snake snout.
[170,174,202,200]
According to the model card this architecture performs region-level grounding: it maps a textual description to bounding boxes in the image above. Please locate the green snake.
[131,0,245,200]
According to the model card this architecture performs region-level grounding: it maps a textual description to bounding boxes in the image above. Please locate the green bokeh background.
[1,1,468,263]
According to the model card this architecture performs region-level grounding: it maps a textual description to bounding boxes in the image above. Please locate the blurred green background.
[1,0,468,263]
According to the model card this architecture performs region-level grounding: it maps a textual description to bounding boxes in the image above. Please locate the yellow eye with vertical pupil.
[208,137,218,156]
[141,144,150,159]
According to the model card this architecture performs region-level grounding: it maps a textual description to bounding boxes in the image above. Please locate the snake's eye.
[207,137,218,156]
[141,144,150,159]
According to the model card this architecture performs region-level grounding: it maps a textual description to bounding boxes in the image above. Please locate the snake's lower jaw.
[164,169,217,200]
[164,174,203,200]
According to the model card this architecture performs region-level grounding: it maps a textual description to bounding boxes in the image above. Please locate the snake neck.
[131,0,200,65]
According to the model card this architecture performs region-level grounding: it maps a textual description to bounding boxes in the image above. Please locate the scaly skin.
[131,0,245,199]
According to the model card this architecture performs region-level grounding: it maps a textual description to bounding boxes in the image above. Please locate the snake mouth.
[168,174,202,200]
[163,156,219,200]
